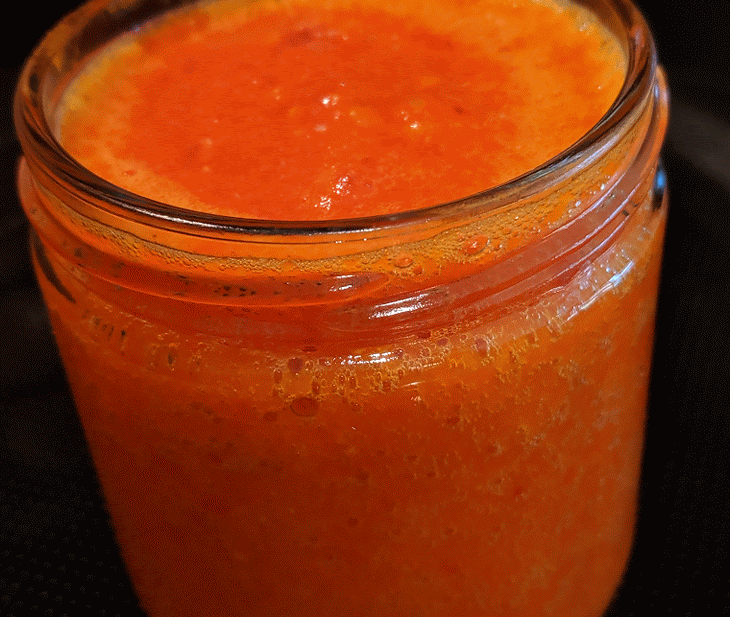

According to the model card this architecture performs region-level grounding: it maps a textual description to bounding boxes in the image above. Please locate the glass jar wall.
[14,1,668,615]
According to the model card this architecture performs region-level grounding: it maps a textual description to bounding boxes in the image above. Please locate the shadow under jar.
[14,0,668,615]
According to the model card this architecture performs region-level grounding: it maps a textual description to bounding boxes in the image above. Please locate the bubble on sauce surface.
[393,253,414,268]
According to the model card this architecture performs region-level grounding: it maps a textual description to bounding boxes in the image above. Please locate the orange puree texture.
[59,0,625,220]
[20,1,669,616]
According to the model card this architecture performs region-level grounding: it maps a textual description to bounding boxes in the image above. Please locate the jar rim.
[14,0,657,237]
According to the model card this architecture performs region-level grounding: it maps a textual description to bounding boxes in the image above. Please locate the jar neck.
[15,0,668,341]
[19,64,668,343]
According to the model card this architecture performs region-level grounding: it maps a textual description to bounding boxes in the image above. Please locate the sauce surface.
[59,0,625,219]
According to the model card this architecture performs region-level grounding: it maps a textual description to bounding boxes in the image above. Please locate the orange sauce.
[59,0,624,219]
[19,1,667,616]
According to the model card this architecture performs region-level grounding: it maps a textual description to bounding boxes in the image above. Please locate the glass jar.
[14,0,668,615]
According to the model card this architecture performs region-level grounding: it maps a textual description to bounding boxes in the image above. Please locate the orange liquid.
[21,0,668,616]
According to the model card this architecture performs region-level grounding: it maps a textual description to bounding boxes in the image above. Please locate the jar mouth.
[14,0,657,237]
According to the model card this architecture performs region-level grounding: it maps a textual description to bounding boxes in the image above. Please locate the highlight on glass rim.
[14,0,668,615]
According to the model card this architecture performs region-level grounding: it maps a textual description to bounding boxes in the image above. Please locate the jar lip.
[14,0,657,237]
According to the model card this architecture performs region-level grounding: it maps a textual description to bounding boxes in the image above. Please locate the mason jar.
[14,0,668,615]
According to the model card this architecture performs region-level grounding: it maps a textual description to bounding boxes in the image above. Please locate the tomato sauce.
[16,0,669,616]
[59,0,624,219]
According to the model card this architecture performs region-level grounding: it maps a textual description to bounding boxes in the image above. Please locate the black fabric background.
[2,2,729,615]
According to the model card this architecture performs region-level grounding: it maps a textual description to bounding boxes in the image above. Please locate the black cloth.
[2,2,729,615]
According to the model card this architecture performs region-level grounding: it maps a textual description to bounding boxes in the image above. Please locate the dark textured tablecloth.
[2,2,729,615]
